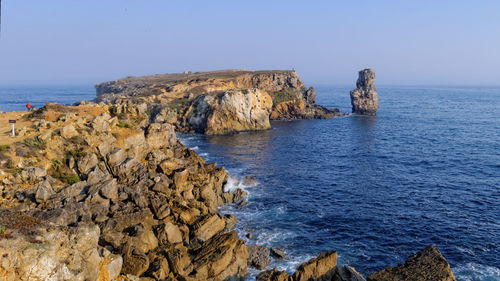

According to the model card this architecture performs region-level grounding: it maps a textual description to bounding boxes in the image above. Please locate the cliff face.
[95,70,341,134]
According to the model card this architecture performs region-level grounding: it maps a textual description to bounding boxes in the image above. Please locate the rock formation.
[257,250,366,281]
[367,245,456,281]
[0,103,250,280]
[95,70,342,134]
[0,103,459,280]
[350,69,379,115]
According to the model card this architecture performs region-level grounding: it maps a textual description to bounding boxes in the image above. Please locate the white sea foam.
[453,262,500,281]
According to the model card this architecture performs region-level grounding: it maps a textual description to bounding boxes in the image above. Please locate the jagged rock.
[99,178,118,200]
[271,247,286,259]
[156,222,183,245]
[192,214,226,242]
[60,124,79,139]
[145,123,177,149]
[191,231,248,280]
[257,268,293,281]
[91,112,111,132]
[331,265,366,281]
[241,175,258,186]
[26,166,47,181]
[184,89,273,135]
[0,220,110,281]
[121,242,150,276]
[247,245,270,270]
[350,69,379,115]
[35,180,54,203]
[77,153,99,175]
[293,250,338,281]
[304,86,317,104]
[167,243,192,276]
[367,245,456,281]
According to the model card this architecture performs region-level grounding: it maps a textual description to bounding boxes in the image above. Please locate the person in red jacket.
[26,102,33,111]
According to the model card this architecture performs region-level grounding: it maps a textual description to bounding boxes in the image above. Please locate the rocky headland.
[0,70,458,280]
[95,70,342,135]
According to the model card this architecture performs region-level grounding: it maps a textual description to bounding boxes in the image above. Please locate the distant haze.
[0,0,499,86]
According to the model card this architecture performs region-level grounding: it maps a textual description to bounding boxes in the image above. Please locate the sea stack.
[350,69,379,115]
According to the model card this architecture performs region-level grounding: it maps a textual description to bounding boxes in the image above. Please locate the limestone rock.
[61,124,79,139]
[247,245,270,270]
[191,231,248,280]
[293,250,338,281]
[184,89,273,135]
[332,265,366,281]
[257,268,292,281]
[192,214,226,242]
[350,69,379,115]
[145,123,177,149]
[367,245,456,281]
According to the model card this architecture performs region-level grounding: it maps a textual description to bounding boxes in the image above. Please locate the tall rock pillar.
[350,69,379,115]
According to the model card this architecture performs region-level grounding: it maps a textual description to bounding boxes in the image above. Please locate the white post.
[11,123,15,137]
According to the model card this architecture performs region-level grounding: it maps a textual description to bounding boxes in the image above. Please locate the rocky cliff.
[0,103,458,280]
[95,70,341,134]
[0,103,249,280]
[350,69,379,115]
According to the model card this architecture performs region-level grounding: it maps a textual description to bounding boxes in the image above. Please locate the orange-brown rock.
[367,245,456,281]
[293,250,338,281]
[257,267,292,281]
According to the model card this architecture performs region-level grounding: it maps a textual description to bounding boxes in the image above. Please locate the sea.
[0,85,499,281]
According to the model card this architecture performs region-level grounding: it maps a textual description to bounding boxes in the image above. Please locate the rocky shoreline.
[0,70,457,280]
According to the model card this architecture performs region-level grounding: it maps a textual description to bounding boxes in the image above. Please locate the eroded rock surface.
[350,69,379,115]
[367,245,456,281]
[95,70,342,134]
[0,104,250,280]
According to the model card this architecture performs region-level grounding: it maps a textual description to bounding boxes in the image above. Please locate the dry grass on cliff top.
[110,69,295,84]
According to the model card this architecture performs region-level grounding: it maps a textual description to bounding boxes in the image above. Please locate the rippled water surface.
[1,85,499,280]
[180,86,500,281]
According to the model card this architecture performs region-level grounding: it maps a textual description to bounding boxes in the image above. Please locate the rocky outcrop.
[0,211,122,281]
[0,104,251,280]
[350,69,379,115]
[95,70,341,135]
[257,250,366,281]
[293,250,338,281]
[181,89,273,134]
[367,245,456,281]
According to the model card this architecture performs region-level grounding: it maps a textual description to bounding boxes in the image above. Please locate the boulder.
[192,214,226,242]
[350,69,379,115]
[271,247,286,259]
[191,231,248,280]
[26,166,47,181]
[241,175,258,187]
[156,222,183,245]
[91,113,111,132]
[330,265,366,281]
[121,242,150,276]
[293,250,338,281]
[77,153,99,175]
[35,180,54,203]
[367,245,456,281]
[60,124,79,139]
[247,245,270,270]
[257,268,292,281]
[145,123,177,149]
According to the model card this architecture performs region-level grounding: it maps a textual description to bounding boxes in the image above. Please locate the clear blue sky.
[0,0,499,86]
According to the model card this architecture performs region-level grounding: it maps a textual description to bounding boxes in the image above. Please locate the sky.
[0,0,499,86]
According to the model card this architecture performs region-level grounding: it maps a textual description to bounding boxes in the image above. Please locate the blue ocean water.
[180,86,500,281]
[1,85,499,280]
[0,85,95,112]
